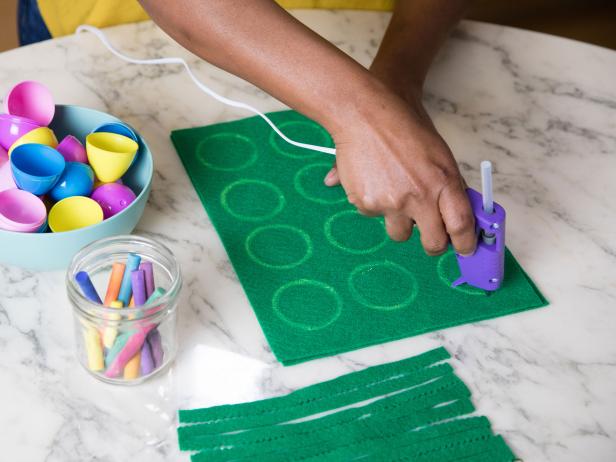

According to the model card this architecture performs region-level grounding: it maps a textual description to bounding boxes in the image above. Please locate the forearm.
[371,0,469,97]
[139,0,386,134]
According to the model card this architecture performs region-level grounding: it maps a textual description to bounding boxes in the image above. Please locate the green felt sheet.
[177,348,517,462]
[171,110,547,365]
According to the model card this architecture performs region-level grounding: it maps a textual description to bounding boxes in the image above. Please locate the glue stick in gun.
[453,161,506,291]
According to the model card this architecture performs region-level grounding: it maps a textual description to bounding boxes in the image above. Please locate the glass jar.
[66,235,182,385]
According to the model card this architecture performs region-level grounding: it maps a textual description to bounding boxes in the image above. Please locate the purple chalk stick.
[140,339,155,375]
[139,261,155,299]
[147,329,164,368]
[131,269,147,306]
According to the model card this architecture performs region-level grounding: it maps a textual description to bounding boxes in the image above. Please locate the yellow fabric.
[38,0,395,38]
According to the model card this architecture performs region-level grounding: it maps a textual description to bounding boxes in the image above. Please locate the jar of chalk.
[66,235,181,385]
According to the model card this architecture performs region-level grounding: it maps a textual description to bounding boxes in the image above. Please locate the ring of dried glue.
[294,162,347,205]
[245,225,313,270]
[197,133,258,171]
[348,261,418,311]
[272,279,342,331]
[324,210,388,255]
[221,179,285,222]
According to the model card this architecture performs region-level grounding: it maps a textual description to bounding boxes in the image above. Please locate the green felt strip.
[180,363,454,443]
[171,111,548,365]
[180,372,469,452]
[179,347,449,425]
[190,399,476,462]
[293,417,493,462]
[179,349,516,462]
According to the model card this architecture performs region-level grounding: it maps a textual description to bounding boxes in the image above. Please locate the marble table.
[1,10,615,462]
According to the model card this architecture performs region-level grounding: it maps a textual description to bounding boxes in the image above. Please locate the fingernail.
[324,170,335,186]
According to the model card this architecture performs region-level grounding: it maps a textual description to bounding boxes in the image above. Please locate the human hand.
[324,85,475,256]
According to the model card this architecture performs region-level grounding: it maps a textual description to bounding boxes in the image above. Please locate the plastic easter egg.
[92,122,138,142]
[10,144,66,195]
[4,80,55,126]
[86,132,138,183]
[0,145,17,192]
[49,162,95,202]
[48,196,103,232]
[0,113,40,151]
[57,135,88,163]
[0,188,47,233]
[90,183,136,219]
[8,126,58,156]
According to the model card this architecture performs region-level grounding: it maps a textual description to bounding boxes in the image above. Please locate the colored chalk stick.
[131,269,147,306]
[140,339,154,376]
[105,324,155,378]
[104,287,167,377]
[140,261,155,298]
[104,262,125,306]
[75,271,102,303]
[147,329,164,368]
[103,300,123,349]
[105,331,131,368]
[83,326,104,371]
[117,253,141,306]
[124,350,141,380]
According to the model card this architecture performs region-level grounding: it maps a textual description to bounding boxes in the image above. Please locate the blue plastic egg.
[49,161,95,202]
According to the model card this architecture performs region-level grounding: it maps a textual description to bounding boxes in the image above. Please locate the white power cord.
[76,25,336,156]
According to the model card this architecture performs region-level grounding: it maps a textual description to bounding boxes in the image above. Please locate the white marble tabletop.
[0,10,615,462]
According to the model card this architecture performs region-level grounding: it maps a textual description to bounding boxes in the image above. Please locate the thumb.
[324,164,340,186]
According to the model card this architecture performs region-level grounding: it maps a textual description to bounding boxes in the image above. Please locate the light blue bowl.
[0,105,153,271]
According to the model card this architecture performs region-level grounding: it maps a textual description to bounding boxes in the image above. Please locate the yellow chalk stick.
[123,350,141,380]
[83,326,104,372]
[103,300,123,349]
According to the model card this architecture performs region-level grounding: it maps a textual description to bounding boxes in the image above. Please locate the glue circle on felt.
[245,225,313,269]
[221,179,285,221]
[269,120,331,159]
[436,251,486,296]
[294,162,346,205]
[272,279,342,331]
[324,210,388,255]
[48,196,103,232]
[197,133,258,171]
[90,183,136,219]
[4,80,55,126]
[348,261,418,311]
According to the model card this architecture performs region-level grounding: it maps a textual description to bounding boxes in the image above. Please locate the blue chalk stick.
[75,271,102,304]
[117,253,141,306]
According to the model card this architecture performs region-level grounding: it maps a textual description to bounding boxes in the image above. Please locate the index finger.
[438,183,477,256]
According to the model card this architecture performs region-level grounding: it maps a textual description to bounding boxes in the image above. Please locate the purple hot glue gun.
[453,161,506,291]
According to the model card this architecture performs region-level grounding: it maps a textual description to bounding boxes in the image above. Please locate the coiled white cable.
[76,25,336,156]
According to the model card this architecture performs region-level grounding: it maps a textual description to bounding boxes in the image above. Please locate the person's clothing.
[26,0,395,41]
[18,0,52,46]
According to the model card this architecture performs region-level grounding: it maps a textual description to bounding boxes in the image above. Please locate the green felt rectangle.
[171,110,548,365]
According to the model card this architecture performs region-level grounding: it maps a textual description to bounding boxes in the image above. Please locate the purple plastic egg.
[90,183,136,219]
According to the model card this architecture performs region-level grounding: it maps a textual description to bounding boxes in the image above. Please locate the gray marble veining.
[0,11,615,461]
